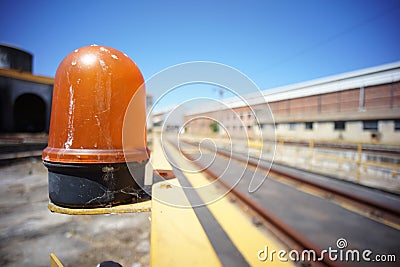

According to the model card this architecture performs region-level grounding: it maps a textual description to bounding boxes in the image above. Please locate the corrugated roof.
[262,61,400,102]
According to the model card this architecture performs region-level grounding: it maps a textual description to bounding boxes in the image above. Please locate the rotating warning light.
[42,45,150,208]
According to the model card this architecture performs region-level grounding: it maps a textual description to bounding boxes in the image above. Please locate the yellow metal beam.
[151,179,222,267]
[185,173,293,266]
[150,135,221,265]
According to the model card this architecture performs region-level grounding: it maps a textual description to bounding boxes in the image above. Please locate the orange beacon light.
[42,45,150,208]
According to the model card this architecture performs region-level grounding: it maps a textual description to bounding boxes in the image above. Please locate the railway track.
[184,139,400,225]
[166,138,400,266]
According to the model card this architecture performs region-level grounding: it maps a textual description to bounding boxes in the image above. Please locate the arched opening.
[14,93,46,132]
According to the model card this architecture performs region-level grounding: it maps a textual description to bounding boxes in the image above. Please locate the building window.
[395,120,400,131]
[305,122,313,130]
[289,123,296,130]
[334,121,345,130]
[363,120,378,131]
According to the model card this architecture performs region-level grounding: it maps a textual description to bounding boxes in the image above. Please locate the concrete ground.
[0,157,151,267]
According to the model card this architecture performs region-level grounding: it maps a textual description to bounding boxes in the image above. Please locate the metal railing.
[248,138,400,194]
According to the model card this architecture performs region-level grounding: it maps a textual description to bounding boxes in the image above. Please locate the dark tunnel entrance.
[14,93,46,132]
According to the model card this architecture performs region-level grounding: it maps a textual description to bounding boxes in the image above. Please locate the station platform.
[150,135,293,266]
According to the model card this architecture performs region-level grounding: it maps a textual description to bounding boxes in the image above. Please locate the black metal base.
[43,160,149,208]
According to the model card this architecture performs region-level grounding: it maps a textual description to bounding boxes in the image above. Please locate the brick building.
[184,62,400,145]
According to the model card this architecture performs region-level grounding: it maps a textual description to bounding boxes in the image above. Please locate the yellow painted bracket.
[50,253,64,267]
[48,200,151,215]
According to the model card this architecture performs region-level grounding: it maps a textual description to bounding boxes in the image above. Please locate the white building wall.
[379,121,400,145]
[314,122,340,140]
[263,120,400,144]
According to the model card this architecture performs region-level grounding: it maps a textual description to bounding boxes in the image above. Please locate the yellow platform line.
[151,179,222,267]
[164,141,294,266]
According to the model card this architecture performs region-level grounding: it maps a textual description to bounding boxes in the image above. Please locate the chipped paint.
[94,115,101,126]
[64,85,75,149]
[159,183,172,189]
[100,47,109,53]
[99,59,108,71]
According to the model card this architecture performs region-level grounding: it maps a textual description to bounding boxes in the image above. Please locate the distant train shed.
[0,44,53,133]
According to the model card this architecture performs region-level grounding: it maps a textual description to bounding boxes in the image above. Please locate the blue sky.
[1,0,400,110]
